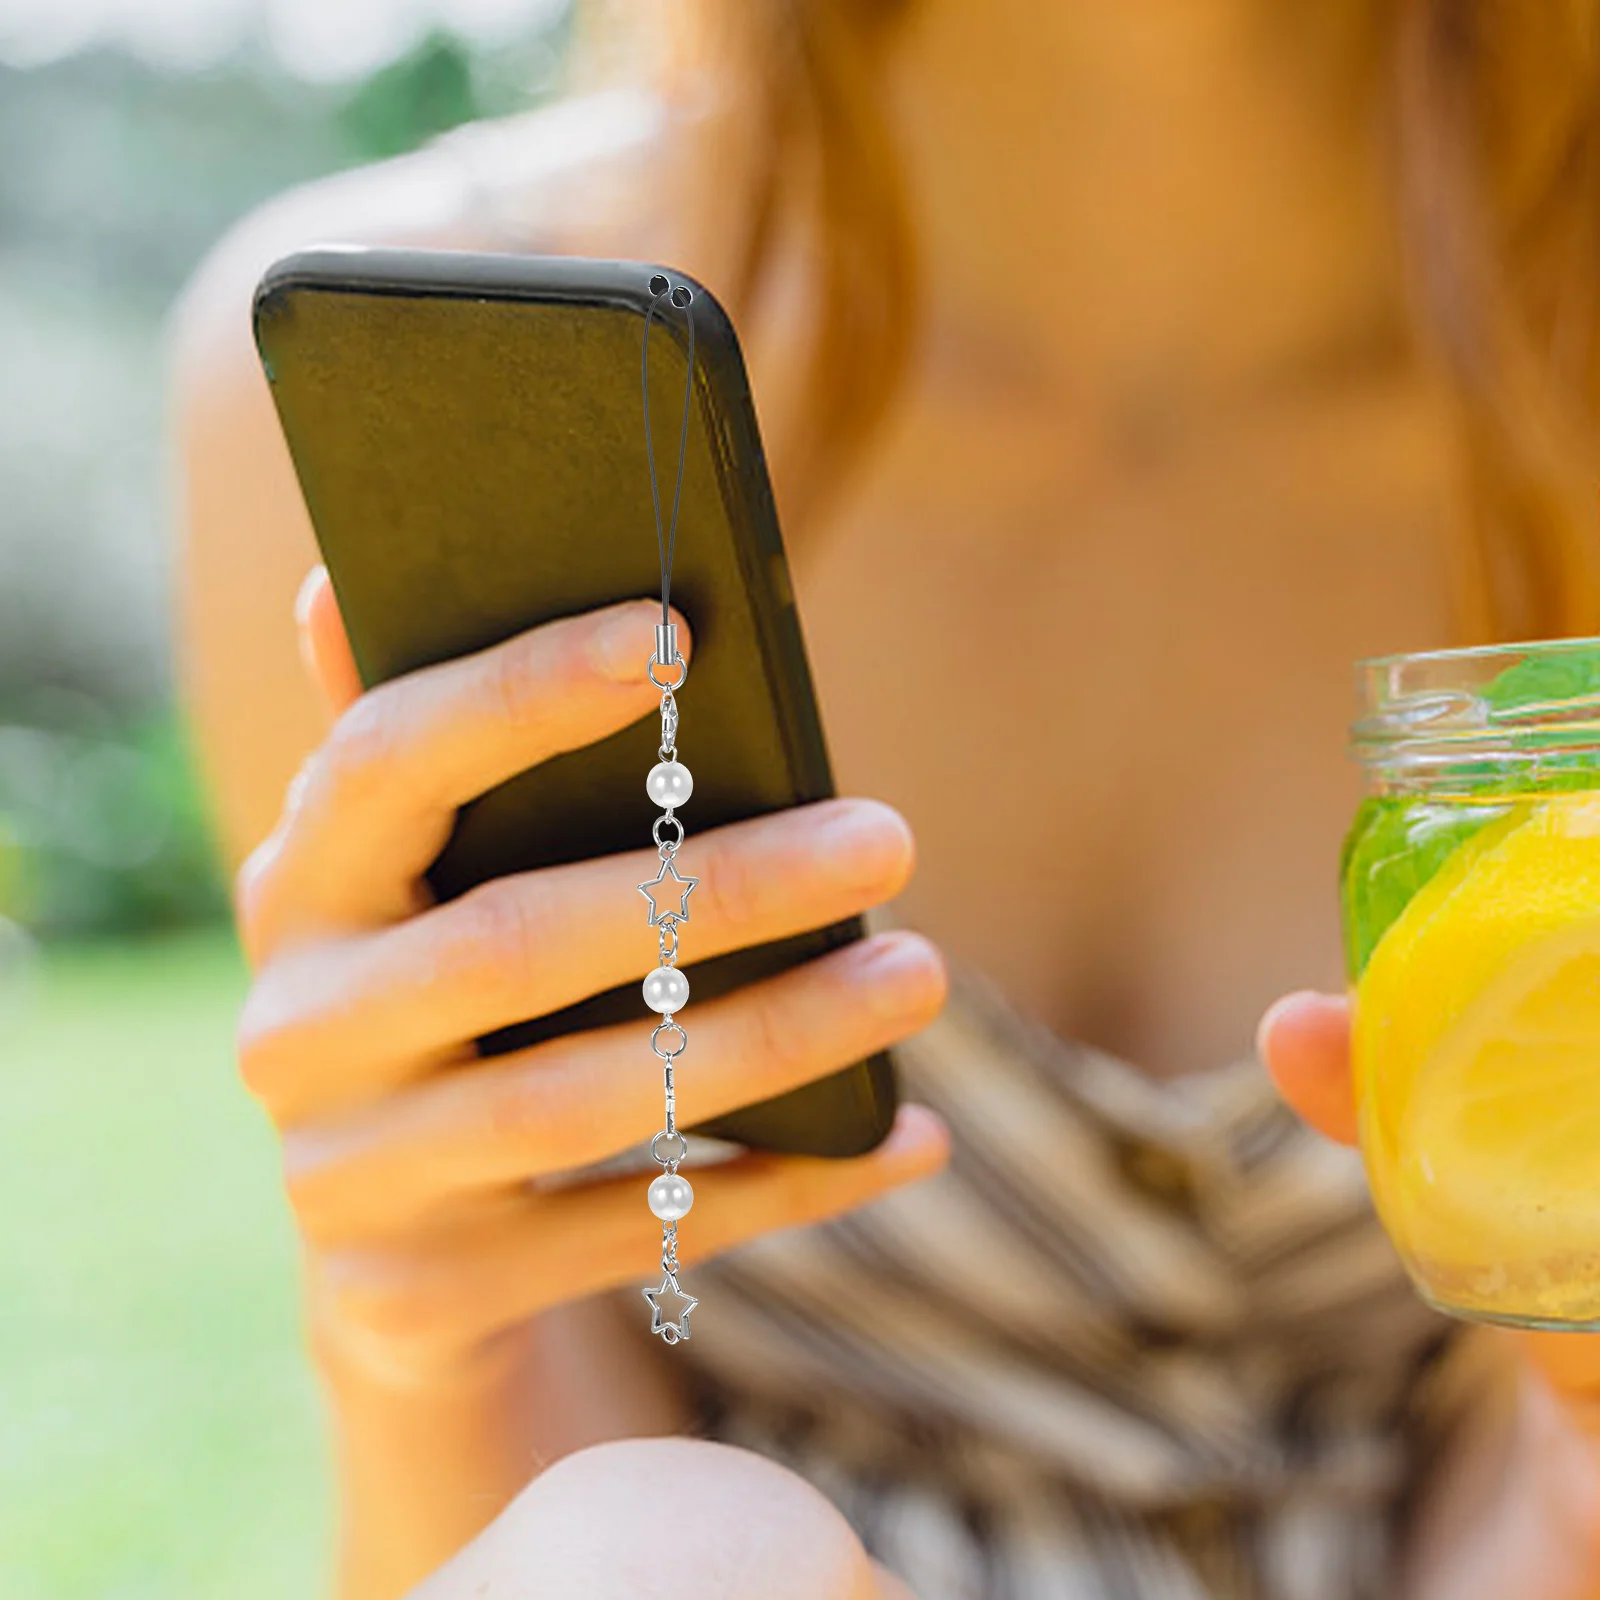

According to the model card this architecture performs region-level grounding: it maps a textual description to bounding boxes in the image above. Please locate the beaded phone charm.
[637,272,700,1344]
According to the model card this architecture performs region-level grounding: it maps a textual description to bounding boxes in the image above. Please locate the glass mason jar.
[1343,637,1600,1330]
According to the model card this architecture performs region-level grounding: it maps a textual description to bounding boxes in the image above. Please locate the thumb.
[1257,989,1359,1145]
[293,565,363,716]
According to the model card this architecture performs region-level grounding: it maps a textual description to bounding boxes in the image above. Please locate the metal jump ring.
[647,652,688,691]
[651,1129,689,1166]
[651,1020,688,1059]
[653,813,685,850]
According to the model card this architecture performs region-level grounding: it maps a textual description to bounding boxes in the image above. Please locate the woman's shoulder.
[424,82,689,256]
[172,82,691,377]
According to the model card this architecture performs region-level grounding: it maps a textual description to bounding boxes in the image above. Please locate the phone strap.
[637,273,699,1343]
[643,273,696,629]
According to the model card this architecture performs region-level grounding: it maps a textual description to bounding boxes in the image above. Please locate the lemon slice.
[1399,913,1600,1251]
[1353,791,1600,1317]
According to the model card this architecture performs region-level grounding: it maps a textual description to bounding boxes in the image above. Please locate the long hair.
[582,0,1600,640]
[1395,0,1600,636]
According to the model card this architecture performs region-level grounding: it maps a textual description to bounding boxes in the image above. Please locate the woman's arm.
[1261,994,1600,1599]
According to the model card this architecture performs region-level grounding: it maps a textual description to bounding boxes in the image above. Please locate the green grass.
[0,930,331,1598]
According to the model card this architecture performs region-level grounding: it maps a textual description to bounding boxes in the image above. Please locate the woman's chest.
[789,368,1464,1073]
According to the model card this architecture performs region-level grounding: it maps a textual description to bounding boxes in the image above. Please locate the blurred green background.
[0,5,572,1593]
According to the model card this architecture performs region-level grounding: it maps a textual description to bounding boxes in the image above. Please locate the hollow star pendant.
[643,1271,698,1344]
[638,857,698,925]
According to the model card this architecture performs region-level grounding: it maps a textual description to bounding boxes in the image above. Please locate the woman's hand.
[239,569,949,1596]
[1259,991,1600,1599]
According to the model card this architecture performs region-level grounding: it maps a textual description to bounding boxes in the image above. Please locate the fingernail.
[816,802,914,890]
[591,605,656,682]
[881,1102,950,1163]
[293,566,325,630]
[1255,989,1332,1063]
[856,932,943,1016]
[1255,995,1293,1061]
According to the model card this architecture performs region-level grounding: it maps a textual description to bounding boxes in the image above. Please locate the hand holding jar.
[1263,638,1600,1588]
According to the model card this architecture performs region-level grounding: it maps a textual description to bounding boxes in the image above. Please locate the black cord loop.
[641,274,696,624]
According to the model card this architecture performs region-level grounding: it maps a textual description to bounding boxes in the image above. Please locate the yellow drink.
[1344,641,1600,1328]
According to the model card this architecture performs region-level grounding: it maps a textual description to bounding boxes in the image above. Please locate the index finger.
[241,597,688,957]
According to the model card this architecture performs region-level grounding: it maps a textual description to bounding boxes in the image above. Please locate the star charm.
[643,1271,698,1343]
[638,856,698,925]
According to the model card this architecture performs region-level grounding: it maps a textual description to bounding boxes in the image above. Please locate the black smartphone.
[251,246,896,1157]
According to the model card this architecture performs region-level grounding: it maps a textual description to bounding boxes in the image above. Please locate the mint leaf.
[1481,644,1600,713]
[1340,643,1600,977]
[1340,796,1513,979]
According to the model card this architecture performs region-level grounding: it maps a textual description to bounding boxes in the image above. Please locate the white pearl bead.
[648,1172,695,1221]
[646,761,693,809]
[642,966,689,1014]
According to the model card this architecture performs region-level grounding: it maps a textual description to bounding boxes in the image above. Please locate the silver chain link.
[659,688,679,760]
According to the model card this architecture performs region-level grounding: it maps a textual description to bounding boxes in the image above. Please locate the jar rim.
[1358,633,1600,672]
[1352,634,1600,791]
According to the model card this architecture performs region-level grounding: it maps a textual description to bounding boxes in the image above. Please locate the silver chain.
[639,650,697,1343]
[638,271,699,1344]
